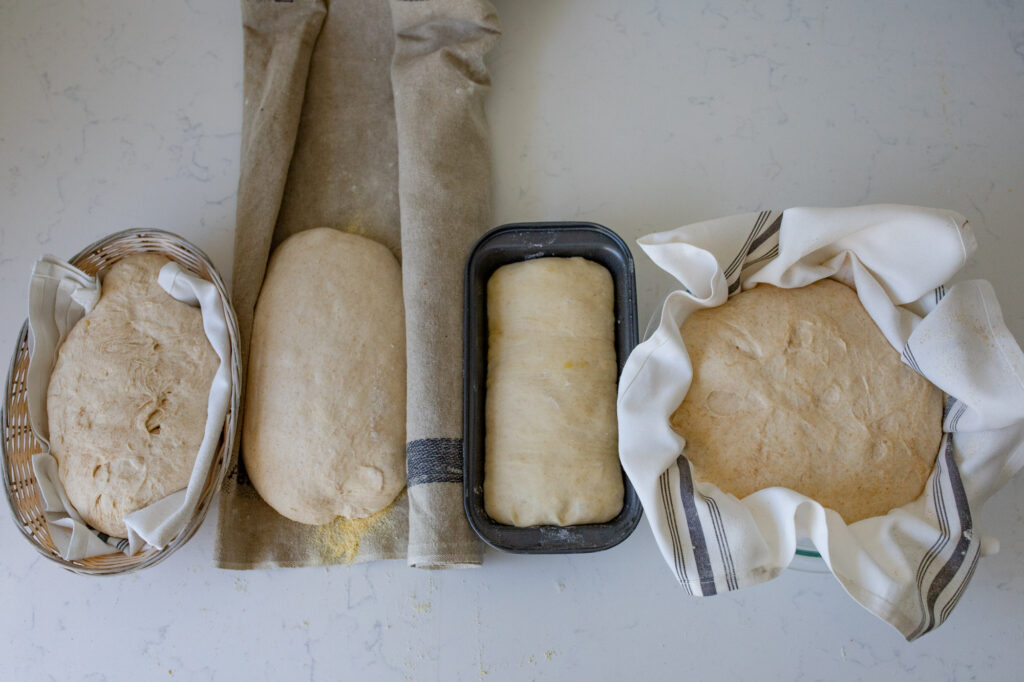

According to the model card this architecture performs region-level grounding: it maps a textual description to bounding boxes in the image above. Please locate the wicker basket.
[1,229,241,575]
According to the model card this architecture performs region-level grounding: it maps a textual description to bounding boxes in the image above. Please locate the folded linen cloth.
[618,205,1024,639]
[26,258,233,560]
[391,0,500,568]
[215,0,498,569]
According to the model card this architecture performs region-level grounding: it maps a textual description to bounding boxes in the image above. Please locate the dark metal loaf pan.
[463,222,642,553]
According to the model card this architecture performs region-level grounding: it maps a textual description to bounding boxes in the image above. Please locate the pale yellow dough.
[670,279,943,523]
[47,254,218,537]
[243,228,406,525]
[484,256,624,527]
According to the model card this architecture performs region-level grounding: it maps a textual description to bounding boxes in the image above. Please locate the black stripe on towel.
[950,403,964,432]
[728,244,780,294]
[676,456,717,595]
[923,437,974,622]
[912,435,975,639]
[95,531,127,551]
[747,212,783,256]
[706,496,738,591]
[941,395,957,431]
[939,544,980,624]
[407,438,463,485]
[660,468,693,594]
[945,400,969,432]
[746,243,780,268]
[902,343,923,375]
[943,394,956,419]
[724,211,770,278]
[726,212,782,295]
[911,450,950,636]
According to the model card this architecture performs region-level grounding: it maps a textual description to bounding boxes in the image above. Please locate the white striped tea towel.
[26,257,233,560]
[617,205,1024,640]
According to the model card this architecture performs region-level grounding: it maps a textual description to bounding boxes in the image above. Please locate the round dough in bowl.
[670,279,943,523]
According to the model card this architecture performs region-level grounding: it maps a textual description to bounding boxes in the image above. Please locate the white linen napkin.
[618,205,1024,640]
[26,257,233,560]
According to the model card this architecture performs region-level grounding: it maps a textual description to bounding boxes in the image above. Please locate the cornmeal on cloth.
[484,257,623,527]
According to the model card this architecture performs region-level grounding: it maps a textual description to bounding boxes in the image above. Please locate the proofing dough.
[484,257,624,527]
[243,228,406,525]
[670,279,943,523]
[47,254,218,537]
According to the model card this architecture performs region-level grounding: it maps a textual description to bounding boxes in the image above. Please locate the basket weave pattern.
[1,229,241,574]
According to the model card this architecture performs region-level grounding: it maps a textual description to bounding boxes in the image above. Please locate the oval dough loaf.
[243,228,406,525]
[484,256,624,527]
[670,279,943,523]
[47,253,218,537]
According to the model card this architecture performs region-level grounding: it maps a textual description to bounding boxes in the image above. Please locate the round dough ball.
[47,254,219,537]
[670,279,943,523]
[242,228,406,525]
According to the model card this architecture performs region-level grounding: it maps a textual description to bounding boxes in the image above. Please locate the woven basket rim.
[1,322,40,554]
[1,228,241,575]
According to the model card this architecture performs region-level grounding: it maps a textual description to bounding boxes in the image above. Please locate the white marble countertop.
[2,1,1023,679]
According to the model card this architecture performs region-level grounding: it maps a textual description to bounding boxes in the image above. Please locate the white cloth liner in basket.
[25,256,233,560]
[617,205,1024,640]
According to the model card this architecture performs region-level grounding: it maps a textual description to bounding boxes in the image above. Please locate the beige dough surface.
[670,279,943,523]
[484,257,624,527]
[243,228,406,525]
[47,254,218,537]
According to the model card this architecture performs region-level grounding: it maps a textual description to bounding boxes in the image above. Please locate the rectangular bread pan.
[463,222,643,553]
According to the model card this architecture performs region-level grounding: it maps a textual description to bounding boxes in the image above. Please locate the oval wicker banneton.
[1,229,241,575]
